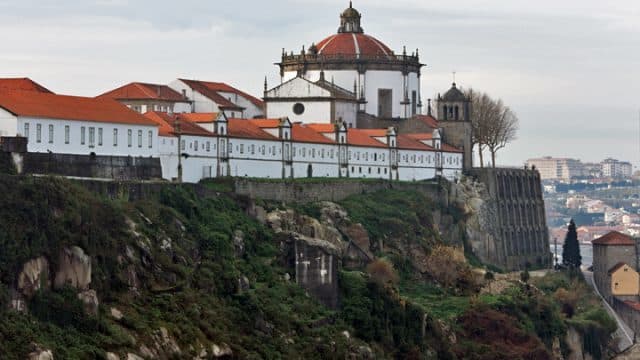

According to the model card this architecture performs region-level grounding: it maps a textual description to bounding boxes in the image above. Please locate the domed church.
[265,2,423,124]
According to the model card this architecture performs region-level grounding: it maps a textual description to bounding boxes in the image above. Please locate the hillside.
[0,175,617,359]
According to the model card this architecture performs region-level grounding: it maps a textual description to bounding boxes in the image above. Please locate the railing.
[280,53,421,64]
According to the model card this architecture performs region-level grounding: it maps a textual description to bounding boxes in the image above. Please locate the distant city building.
[526,156,585,181]
[602,158,633,178]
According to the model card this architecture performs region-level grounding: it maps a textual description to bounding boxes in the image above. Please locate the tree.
[562,219,581,269]
[465,89,519,168]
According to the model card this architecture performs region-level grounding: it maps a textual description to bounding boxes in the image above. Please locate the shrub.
[366,258,399,287]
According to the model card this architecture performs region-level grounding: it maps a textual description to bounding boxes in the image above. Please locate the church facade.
[268,2,423,121]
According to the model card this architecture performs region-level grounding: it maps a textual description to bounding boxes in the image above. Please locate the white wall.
[334,101,357,128]
[0,108,17,137]
[284,69,420,119]
[267,101,331,124]
[217,91,263,119]
[17,116,158,157]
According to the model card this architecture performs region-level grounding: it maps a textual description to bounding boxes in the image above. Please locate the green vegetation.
[562,219,582,268]
[0,176,616,359]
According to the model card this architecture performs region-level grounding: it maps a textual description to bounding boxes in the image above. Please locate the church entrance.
[378,89,392,118]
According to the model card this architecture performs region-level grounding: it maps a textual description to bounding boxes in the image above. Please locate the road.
[583,269,634,352]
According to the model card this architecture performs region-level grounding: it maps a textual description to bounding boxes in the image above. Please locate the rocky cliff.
[0,175,616,359]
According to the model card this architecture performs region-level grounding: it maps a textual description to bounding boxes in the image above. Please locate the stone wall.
[15,152,162,181]
[468,168,551,271]
[613,297,640,336]
[232,178,447,204]
[294,238,339,309]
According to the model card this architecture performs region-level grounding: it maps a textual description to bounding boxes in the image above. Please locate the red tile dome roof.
[314,33,393,58]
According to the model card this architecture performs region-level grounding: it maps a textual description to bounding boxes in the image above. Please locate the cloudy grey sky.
[1,0,639,167]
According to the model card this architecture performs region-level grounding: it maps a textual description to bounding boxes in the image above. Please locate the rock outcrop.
[54,246,91,290]
[17,257,50,298]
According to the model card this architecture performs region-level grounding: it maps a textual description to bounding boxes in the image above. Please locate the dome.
[341,6,360,18]
[441,83,467,102]
[315,33,394,58]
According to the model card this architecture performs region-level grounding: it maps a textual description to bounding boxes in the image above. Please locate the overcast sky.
[1,0,639,167]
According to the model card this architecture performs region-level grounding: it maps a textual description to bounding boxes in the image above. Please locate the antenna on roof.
[452,71,457,86]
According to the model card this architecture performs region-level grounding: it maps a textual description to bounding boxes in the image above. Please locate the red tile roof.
[347,129,386,148]
[315,33,393,58]
[609,262,633,275]
[179,112,218,124]
[227,119,278,140]
[179,79,264,109]
[406,133,433,141]
[397,135,433,151]
[592,231,635,246]
[441,144,463,153]
[0,78,53,93]
[143,111,215,137]
[249,119,282,128]
[413,114,438,129]
[292,123,335,144]
[0,90,158,126]
[97,82,187,102]
[306,124,336,133]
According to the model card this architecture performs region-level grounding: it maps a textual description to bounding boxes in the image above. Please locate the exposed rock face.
[110,307,124,320]
[565,327,593,360]
[54,246,91,290]
[77,289,99,316]
[263,202,375,308]
[28,346,53,360]
[152,327,181,356]
[233,230,245,257]
[17,257,50,298]
[106,353,119,360]
[211,343,233,357]
[126,354,143,360]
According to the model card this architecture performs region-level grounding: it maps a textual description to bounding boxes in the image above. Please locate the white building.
[169,79,264,119]
[602,158,633,178]
[264,75,358,128]
[272,3,423,121]
[140,112,463,183]
[0,90,158,157]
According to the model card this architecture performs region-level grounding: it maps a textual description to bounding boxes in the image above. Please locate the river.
[549,243,593,268]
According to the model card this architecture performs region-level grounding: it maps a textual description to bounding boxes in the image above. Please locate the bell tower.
[437,81,473,170]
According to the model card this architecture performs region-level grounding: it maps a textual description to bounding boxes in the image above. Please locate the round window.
[293,103,305,115]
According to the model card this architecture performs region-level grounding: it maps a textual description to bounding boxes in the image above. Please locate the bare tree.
[465,89,518,168]
[485,100,518,167]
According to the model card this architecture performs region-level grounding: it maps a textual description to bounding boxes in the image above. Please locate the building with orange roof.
[592,231,638,302]
[169,79,264,119]
[143,111,217,182]
[0,90,159,157]
[97,82,191,114]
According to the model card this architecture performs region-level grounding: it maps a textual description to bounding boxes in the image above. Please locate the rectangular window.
[194,140,199,151]
[240,144,244,154]
[113,129,118,146]
[24,123,29,138]
[81,126,85,145]
[138,130,142,148]
[181,139,185,151]
[48,124,54,143]
[98,128,103,146]
[206,141,210,152]
[64,125,70,144]
[148,131,153,148]
[127,129,132,147]
[251,144,255,155]
[89,127,95,148]
[36,124,42,143]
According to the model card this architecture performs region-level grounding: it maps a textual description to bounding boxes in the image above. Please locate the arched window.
[454,106,459,120]
[442,106,448,120]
